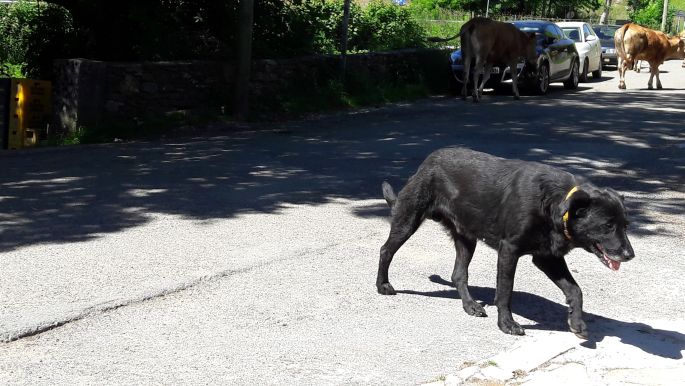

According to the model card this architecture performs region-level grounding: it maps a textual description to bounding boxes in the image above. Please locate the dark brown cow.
[460,17,537,102]
[614,23,685,89]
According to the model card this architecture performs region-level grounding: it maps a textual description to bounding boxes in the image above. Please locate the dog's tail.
[382,181,397,208]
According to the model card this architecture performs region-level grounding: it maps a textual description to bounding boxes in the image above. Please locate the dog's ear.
[605,187,625,203]
[556,187,592,225]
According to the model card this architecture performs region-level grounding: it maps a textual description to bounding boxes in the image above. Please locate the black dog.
[377,147,634,337]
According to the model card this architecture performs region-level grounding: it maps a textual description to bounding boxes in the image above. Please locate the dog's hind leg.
[532,255,587,339]
[377,189,428,295]
[447,229,486,317]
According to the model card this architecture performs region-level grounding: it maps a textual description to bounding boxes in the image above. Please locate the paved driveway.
[1,61,684,384]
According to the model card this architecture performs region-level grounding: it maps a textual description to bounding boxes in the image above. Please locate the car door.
[584,24,601,70]
[546,24,573,80]
[543,24,564,77]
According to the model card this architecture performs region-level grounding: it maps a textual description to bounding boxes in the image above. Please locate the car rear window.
[593,26,618,39]
[562,27,581,42]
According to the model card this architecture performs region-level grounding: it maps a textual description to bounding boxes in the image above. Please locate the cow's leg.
[462,53,471,100]
[617,57,623,89]
[472,58,483,103]
[651,62,662,89]
[618,57,627,89]
[478,63,493,100]
[510,60,521,100]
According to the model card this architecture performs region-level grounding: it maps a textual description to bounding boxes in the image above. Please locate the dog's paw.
[498,319,525,336]
[463,301,487,317]
[377,283,397,295]
[568,318,588,339]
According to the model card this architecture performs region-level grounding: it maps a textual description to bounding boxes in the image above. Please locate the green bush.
[262,0,427,56]
[254,0,364,56]
[0,63,24,78]
[0,0,74,78]
[355,0,427,52]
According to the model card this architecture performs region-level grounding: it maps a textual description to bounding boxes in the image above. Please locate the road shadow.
[0,90,684,251]
[397,275,685,360]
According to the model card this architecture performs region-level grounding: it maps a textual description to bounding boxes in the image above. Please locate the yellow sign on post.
[8,79,51,149]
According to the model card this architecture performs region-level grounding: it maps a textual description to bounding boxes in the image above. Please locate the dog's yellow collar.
[562,186,579,240]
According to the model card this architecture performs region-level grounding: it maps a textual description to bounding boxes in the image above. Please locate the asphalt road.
[1,61,684,384]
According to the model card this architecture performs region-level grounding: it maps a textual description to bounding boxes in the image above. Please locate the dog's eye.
[603,223,615,232]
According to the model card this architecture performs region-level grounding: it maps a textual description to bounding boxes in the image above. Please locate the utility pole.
[340,0,352,78]
[661,0,669,32]
[234,0,254,121]
[485,0,490,17]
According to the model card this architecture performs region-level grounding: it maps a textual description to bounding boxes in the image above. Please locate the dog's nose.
[621,245,635,260]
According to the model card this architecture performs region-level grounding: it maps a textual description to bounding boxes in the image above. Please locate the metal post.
[661,0,669,32]
[234,0,254,121]
[341,0,351,78]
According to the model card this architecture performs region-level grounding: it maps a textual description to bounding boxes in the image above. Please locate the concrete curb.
[424,320,685,386]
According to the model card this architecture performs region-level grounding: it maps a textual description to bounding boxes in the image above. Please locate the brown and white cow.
[614,23,685,89]
[680,30,685,68]
[459,17,537,102]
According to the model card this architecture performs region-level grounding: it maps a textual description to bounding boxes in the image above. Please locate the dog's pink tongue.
[609,259,621,271]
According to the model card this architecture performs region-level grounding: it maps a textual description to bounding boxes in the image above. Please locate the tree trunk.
[234,0,254,121]
[661,0,669,32]
[599,0,612,24]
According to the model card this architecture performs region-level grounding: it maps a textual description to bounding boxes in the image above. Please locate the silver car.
[558,21,603,81]
[592,24,622,68]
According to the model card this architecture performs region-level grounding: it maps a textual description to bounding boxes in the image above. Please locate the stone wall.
[0,79,9,149]
[53,49,451,132]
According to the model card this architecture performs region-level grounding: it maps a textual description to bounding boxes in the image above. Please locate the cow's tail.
[427,33,460,43]
[381,181,397,208]
[615,23,629,62]
[427,19,478,43]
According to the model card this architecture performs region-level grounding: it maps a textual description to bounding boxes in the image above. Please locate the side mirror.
[586,35,597,42]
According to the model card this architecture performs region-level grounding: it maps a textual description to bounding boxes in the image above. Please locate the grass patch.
[483,360,498,367]
[46,109,234,145]
[410,7,465,46]
[276,79,431,115]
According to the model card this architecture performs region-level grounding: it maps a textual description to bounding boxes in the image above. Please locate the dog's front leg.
[494,241,525,335]
[532,255,587,339]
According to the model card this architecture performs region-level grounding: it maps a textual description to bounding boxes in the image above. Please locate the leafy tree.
[630,0,675,30]
[0,0,74,77]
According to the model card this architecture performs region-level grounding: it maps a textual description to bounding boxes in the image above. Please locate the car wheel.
[579,58,589,82]
[532,62,550,95]
[564,59,579,90]
[592,56,603,79]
